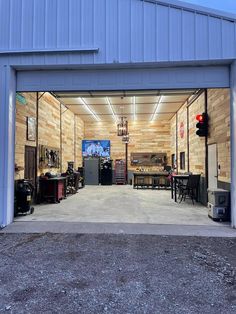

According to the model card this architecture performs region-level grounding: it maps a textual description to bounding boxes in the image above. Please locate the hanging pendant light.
[117,116,128,136]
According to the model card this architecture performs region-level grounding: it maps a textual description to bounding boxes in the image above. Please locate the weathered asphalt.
[0,233,235,314]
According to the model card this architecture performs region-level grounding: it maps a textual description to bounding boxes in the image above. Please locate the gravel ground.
[0,234,236,314]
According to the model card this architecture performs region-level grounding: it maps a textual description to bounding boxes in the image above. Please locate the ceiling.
[54,89,198,122]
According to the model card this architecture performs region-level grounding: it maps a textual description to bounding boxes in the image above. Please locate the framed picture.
[27,117,36,141]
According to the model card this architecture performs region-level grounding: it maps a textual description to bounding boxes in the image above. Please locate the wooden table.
[133,172,170,189]
[171,174,190,202]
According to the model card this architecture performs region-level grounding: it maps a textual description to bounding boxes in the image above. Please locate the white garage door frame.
[1,63,236,228]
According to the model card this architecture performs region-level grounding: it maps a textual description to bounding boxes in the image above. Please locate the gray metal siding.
[0,0,235,66]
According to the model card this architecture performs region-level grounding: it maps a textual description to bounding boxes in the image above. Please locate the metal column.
[0,66,16,227]
[230,61,236,228]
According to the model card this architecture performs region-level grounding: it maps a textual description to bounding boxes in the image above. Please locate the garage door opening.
[13,88,231,228]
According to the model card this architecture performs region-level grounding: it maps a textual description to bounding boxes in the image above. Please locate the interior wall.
[84,120,171,170]
[15,92,84,180]
[207,88,230,184]
[176,103,188,171]
[15,93,37,179]
[37,93,60,175]
[170,88,230,185]
[188,93,206,175]
[75,115,85,169]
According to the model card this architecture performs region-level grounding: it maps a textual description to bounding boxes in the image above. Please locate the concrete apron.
[1,221,235,237]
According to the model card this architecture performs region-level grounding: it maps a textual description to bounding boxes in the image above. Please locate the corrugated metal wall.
[0,0,235,65]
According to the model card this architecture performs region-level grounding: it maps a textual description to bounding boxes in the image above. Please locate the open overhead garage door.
[16,66,230,92]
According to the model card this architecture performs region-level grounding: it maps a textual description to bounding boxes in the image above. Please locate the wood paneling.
[207,89,230,183]
[188,93,206,175]
[15,92,84,179]
[170,89,230,183]
[84,120,171,170]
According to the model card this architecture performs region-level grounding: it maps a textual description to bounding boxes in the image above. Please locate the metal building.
[0,0,236,227]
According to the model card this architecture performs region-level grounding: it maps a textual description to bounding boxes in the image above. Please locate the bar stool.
[136,176,145,189]
[152,176,160,189]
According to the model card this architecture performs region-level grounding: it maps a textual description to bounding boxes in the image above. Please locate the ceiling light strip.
[80,98,100,121]
[151,96,163,121]
[106,97,117,122]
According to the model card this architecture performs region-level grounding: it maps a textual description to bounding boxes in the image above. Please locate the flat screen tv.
[82,140,111,158]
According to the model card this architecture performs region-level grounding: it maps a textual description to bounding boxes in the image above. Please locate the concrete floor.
[16,185,223,226]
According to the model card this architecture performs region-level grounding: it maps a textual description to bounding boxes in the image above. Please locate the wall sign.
[180,122,184,139]
[16,93,27,105]
[130,152,167,166]
[27,117,36,141]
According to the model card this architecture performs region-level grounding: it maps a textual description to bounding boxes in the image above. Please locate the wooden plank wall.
[84,120,171,170]
[208,89,230,183]
[170,88,230,183]
[15,92,84,180]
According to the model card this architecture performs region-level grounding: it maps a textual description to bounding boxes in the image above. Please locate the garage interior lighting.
[150,96,163,121]
[80,98,100,121]
[106,97,117,122]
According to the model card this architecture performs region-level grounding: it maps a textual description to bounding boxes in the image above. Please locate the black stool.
[136,176,145,189]
[152,176,160,189]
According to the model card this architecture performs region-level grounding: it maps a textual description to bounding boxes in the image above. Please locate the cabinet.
[115,159,126,184]
[39,177,67,203]
[84,158,100,185]
[101,160,113,185]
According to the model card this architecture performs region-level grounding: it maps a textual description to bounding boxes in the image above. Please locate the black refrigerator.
[100,160,113,185]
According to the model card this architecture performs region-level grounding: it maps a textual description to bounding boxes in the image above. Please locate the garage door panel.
[16,66,229,92]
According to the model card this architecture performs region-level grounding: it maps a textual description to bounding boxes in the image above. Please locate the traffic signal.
[196,113,208,137]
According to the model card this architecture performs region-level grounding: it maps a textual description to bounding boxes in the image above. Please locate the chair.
[177,172,192,199]
[152,176,160,189]
[179,174,200,204]
[136,176,145,189]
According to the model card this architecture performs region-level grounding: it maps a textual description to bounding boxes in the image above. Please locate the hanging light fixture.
[117,116,128,136]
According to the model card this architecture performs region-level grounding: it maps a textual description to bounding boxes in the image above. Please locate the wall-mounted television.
[82,140,111,158]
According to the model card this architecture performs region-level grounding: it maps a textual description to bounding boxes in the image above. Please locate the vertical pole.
[0,66,16,227]
[230,61,236,228]
[125,142,128,184]
[175,114,178,173]
[74,115,76,168]
[204,89,209,191]
[35,92,39,196]
[60,104,62,173]
[187,105,190,172]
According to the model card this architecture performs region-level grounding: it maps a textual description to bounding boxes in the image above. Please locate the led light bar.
[80,98,100,121]
[106,97,117,122]
[150,96,163,121]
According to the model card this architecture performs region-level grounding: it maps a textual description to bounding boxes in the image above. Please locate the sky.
[182,0,236,14]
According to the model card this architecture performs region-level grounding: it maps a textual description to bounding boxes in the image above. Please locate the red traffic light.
[195,112,208,137]
[196,114,203,122]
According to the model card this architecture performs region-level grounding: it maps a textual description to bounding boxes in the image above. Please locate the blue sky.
[182,0,236,14]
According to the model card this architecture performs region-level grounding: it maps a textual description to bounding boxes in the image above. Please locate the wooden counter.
[133,172,170,189]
